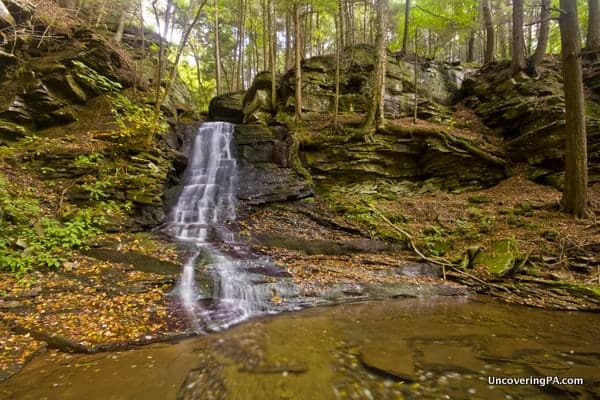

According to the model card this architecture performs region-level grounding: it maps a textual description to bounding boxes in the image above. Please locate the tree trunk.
[559,0,588,218]
[401,0,410,55]
[467,29,475,63]
[294,1,302,121]
[214,0,222,96]
[333,9,341,129]
[482,0,495,63]
[511,0,526,75]
[113,8,126,43]
[588,0,600,52]
[285,7,292,70]
[262,0,268,71]
[236,0,246,90]
[528,0,550,76]
[269,0,277,111]
[149,0,207,143]
[363,0,387,132]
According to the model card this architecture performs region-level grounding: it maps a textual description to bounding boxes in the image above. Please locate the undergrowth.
[0,177,105,277]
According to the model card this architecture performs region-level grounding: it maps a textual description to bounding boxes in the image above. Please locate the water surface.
[2,296,599,399]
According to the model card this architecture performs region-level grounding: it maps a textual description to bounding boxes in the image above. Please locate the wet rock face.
[233,124,313,205]
[171,123,313,210]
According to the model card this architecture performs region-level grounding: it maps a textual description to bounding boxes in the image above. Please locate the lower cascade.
[164,122,297,330]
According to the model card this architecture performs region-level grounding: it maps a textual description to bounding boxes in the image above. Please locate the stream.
[1,297,599,399]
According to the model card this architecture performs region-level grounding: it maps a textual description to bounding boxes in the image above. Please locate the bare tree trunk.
[214,0,222,96]
[559,0,588,218]
[149,0,207,142]
[588,0,600,52]
[262,0,268,71]
[339,0,346,48]
[150,0,173,136]
[113,8,126,43]
[401,0,410,54]
[333,7,341,128]
[236,0,246,90]
[285,7,292,70]
[269,0,277,111]
[511,0,526,75]
[363,0,387,133]
[482,0,495,63]
[467,29,475,62]
[294,1,302,121]
[528,0,550,76]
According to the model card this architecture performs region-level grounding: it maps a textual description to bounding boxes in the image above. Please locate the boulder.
[209,91,245,123]
[242,72,276,124]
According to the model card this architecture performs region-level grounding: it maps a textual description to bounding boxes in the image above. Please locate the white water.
[164,122,295,330]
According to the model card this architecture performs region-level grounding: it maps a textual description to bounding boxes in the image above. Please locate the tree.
[482,0,495,63]
[528,0,550,76]
[363,0,388,133]
[214,0,223,96]
[559,0,588,218]
[511,0,526,75]
[149,0,208,141]
[588,0,600,52]
[401,0,410,54]
[294,0,302,121]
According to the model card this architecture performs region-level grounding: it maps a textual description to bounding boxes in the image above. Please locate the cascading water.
[164,122,298,331]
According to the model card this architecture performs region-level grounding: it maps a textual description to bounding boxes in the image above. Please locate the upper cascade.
[164,121,238,242]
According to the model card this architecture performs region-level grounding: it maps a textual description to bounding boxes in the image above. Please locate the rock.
[420,343,487,374]
[209,91,245,123]
[359,341,416,381]
[85,249,179,276]
[242,72,276,124]
[64,74,88,103]
[462,58,600,185]
[0,118,27,143]
[234,124,313,205]
[302,123,506,192]
[272,46,464,121]
[0,1,16,27]
[2,0,35,26]
[0,49,16,67]
[472,238,520,277]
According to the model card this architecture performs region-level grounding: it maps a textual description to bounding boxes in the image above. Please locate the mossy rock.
[472,238,520,277]
[0,119,28,143]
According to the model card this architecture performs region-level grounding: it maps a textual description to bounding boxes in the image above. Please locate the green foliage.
[71,60,122,93]
[0,178,105,276]
[81,180,111,201]
[110,94,167,143]
[73,152,104,168]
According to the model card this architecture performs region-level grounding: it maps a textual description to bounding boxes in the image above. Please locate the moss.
[468,194,493,204]
[472,238,520,277]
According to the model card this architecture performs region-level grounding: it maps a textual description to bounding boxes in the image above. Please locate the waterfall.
[165,121,237,243]
[164,122,297,331]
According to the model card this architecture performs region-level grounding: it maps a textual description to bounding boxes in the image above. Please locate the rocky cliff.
[211,49,600,196]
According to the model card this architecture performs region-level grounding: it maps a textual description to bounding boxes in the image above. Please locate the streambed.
[1,296,598,399]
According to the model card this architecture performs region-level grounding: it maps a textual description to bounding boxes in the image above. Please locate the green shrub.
[0,178,105,276]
